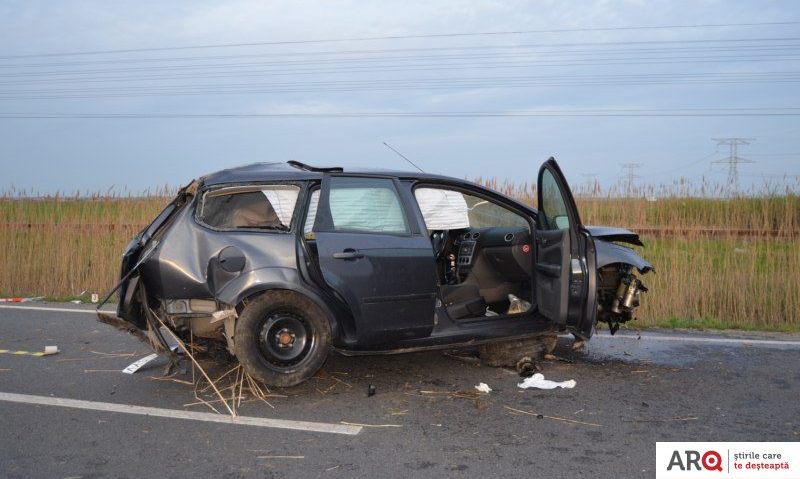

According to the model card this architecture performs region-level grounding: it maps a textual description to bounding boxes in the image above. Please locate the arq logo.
[668,450,723,472]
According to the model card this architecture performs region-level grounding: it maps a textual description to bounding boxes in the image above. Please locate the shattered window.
[198,185,300,231]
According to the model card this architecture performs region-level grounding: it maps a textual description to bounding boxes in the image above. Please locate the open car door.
[535,158,597,338]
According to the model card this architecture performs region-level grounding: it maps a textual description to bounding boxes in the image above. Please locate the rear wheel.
[234,290,331,387]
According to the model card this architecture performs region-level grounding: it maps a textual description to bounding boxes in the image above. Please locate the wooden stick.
[339,421,403,428]
[149,376,194,385]
[504,405,603,427]
[89,351,135,357]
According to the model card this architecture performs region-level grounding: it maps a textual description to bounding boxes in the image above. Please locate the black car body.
[105,158,652,386]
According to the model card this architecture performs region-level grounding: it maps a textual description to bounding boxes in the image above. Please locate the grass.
[1,180,798,332]
[644,316,799,333]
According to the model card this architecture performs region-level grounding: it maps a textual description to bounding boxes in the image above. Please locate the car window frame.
[194,181,303,234]
[301,184,321,239]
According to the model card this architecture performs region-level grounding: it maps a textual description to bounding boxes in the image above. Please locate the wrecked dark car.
[100,158,652,386]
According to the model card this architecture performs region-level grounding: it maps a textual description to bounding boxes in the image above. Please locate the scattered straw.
[504,405,603,427]
[152,311,235,417]
[340,421,403,428]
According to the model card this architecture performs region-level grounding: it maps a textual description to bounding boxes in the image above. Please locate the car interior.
[414,187,535,320]
[301,183,536,322]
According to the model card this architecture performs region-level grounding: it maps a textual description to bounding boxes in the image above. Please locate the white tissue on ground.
[517,373,576,390]
[474,382,492,393]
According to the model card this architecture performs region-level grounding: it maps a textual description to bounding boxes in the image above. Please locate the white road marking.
[0,305,108,314]
[593,332,800,348]
[0,391,362,435]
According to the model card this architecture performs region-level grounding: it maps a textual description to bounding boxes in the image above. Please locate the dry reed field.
[1,179,798,332]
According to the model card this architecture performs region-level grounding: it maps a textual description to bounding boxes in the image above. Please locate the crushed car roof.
[201,161,457,186]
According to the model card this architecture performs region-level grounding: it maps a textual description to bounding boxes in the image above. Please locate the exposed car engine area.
[596,263,649,334]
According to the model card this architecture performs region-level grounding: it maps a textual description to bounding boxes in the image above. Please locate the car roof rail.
[287,160,344,173]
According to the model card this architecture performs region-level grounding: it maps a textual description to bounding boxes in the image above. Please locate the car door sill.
[333,329,557,356]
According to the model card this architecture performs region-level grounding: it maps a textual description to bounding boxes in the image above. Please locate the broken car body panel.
[585,226,645,247]
[105,158,652,384]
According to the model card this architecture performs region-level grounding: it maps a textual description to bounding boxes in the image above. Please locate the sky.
[0,0,798,195]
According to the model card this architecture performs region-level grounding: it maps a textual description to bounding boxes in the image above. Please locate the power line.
[647,151,719,176]
[712,137,756,194]
[3,21,799,59]
[3,42,799,70]
[1,74,797,100]
[747,152,800,156]
[3,37,798,76]
[0,109,799,120]
[3,42,799,75]
[2,52,798,82]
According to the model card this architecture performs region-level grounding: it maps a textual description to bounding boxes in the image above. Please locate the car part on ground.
[478,332,558,367]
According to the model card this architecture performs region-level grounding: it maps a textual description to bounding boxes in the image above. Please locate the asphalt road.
[1,304,799,478]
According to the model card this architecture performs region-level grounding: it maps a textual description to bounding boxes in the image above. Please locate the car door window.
[415,187,528,229]
[539,169,571,230]
[323,177,409,234]
[198,185,299,230]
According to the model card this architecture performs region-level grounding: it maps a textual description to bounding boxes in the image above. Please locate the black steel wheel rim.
[256,311,315,370]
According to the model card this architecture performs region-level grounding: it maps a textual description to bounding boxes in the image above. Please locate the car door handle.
[333,249,364,259]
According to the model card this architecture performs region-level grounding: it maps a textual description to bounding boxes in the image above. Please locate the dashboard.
[451,226,531,279]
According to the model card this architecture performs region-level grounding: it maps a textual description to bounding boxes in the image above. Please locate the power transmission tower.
[711,137,755,195]
[619,163,642,197]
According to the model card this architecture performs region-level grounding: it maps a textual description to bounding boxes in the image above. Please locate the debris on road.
[442,350,481,365]
[339,421,402,428]
[474,382,492,393]
[504,406,603,427]
[515,356,540,377]
[517,373,576,390]
[0,296,43,303]
[0,345,59,357]
[367,384,377,396]
[479,332,558,367]
[572,338,587,351]
[122,353,159,374]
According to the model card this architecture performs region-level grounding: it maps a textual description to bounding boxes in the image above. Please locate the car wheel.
[234,290,331,387]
